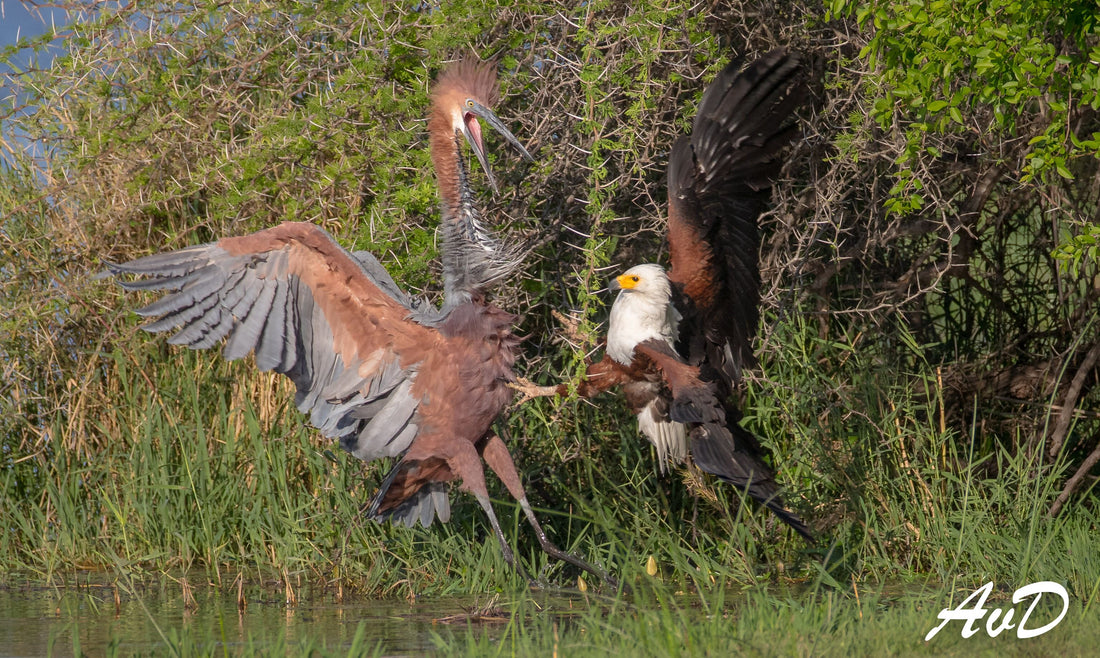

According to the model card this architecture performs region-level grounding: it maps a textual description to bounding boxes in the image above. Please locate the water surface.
[0,578,531,655]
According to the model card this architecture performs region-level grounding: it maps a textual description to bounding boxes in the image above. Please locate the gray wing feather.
[351,250,443,323]
[341,379,418,459]
[351,250,409,306]
[106,226,443,467]
[223,278,276,361]
[192,303,236,350]
[254,280,290,371]
[162,295,222,346]
[431,487,451,523]
[134,269,222,320]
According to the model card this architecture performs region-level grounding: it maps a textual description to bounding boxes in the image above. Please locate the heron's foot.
[509,377,560,406]
[587,562,624,594]
[544,545,624,594]
[525,561,626,595]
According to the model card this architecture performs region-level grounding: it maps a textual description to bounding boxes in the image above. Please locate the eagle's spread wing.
[667,49,807,387]
[108,222,441,468]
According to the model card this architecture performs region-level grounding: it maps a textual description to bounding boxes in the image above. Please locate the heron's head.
[430,58,533,193]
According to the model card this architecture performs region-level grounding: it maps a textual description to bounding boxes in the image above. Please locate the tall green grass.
[751,311,1099,589]
[3,333,541,596]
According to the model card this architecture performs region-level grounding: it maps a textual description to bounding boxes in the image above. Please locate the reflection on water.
[0,578,525,655]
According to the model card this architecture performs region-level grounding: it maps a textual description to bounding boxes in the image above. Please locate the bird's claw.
[509,377,559,406]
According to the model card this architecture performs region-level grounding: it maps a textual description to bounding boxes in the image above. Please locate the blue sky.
[1,1,72,52]
[1,2,74,170]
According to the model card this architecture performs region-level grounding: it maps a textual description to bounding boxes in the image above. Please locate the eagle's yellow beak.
[612,273,642,291]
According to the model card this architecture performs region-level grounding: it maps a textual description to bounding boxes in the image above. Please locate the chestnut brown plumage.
[105,58,615,587]
[523,50,814,542]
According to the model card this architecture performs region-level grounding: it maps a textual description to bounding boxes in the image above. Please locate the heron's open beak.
[462,101,534,194]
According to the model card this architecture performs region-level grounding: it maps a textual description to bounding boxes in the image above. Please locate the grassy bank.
[3,308,1097,594]
[4,246,1098,657]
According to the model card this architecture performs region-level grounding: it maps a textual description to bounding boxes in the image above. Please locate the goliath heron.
[106,57,617,586]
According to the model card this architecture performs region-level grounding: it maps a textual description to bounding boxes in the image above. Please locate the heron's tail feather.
[367,457,452,528]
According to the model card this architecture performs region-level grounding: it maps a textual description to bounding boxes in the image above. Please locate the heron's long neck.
[442,134,494,249]
[429,125,511,306]
[428,114,464,218]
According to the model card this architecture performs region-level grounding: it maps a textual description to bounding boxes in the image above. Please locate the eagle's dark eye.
[630,276,640,282]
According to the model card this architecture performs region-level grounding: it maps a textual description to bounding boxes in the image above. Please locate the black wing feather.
[670,49,807,387]
[689,419,814,542]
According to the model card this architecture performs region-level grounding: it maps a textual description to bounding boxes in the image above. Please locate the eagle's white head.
[606,263,681,365]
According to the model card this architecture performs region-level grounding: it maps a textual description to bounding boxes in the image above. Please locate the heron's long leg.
[516,497,619,590]
[480,434,619,590]
[472,492,516,568]
[440,438,524,576]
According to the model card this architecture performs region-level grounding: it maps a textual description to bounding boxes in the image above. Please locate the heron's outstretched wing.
[667,49,807,387]
[107,221,440,463]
